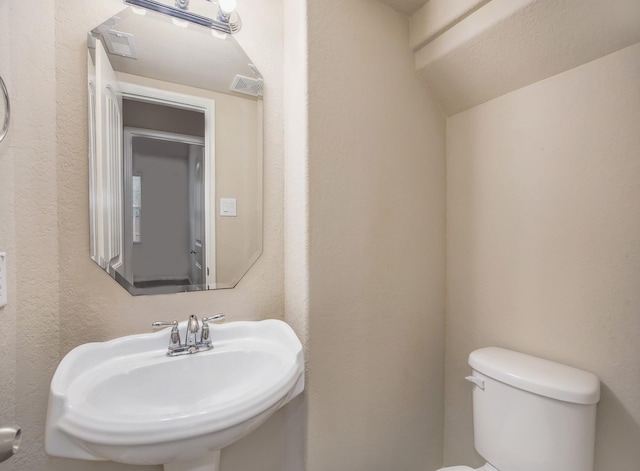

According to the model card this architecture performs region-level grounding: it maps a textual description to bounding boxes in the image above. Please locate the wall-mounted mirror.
[88,5,263,295]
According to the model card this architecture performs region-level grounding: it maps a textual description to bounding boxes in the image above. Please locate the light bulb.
[218,0,236,14]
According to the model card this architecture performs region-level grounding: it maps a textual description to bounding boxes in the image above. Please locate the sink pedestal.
[164,450,221,471]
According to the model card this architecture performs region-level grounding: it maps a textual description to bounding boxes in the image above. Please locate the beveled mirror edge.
[87,5,264,295]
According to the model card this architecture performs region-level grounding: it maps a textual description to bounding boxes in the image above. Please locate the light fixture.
[123,0,241,34]
[217,0,236,22]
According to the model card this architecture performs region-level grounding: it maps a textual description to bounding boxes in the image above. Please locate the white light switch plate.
[0,253,7,308]
[220,198,237,217]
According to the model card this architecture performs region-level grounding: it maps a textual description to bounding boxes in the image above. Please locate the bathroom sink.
[45,319,304,467]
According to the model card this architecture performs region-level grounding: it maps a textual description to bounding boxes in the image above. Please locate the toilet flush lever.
[465,375,485,390]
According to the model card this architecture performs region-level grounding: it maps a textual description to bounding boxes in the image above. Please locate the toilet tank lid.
[468,347,600,405]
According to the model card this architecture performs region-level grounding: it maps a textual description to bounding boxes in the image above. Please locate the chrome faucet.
[186,314,200,348]
[152,313,225,356]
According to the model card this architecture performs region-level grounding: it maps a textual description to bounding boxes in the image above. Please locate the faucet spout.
[186,314,200,347]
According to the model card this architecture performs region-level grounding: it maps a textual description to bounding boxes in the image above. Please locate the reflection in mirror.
[88,5,263,295]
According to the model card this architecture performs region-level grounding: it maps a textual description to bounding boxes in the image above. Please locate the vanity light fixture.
[217,0,236,22]
[123,0,241,34]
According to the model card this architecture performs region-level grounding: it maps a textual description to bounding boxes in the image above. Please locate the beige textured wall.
[283,0,310,344]
[281,1,310,465]
[0,0,17,460]
[1,0,288,470]
[305,1,446,470]
[445,43,640,470]
[1,1,61,470]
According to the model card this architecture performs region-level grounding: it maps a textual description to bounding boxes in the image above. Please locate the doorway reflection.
[120,100,208,294]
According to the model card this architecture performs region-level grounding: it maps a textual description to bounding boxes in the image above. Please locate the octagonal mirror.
[88,5,263,295]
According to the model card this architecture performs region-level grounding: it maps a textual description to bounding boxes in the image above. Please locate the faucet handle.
[202,313,225,324]
[201,314,225,344]
[152,320,178,329]
[152,320,181,347]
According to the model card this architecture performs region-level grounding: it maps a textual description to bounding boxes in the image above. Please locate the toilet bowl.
[442,347,600,471]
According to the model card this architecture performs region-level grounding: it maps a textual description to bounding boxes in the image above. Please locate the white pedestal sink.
[45,319,304,470]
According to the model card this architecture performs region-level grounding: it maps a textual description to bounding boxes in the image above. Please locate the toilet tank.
[467,347,600,471]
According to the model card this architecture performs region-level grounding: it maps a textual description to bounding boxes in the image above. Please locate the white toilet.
[439,347,600,471]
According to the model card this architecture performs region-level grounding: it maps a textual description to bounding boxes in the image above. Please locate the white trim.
[119,81,217,287]
[94,40,124,273]
[124,126,205,145]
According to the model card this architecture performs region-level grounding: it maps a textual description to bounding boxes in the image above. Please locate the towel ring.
[0,75,9,143]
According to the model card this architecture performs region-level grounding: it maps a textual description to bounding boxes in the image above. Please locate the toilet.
[439,347,600,471]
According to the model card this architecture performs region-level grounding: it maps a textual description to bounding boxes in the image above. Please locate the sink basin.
[45,319,304,467]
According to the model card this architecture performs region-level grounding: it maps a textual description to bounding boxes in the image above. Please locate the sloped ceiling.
[385,0,640,116]
[379,0,429,15]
